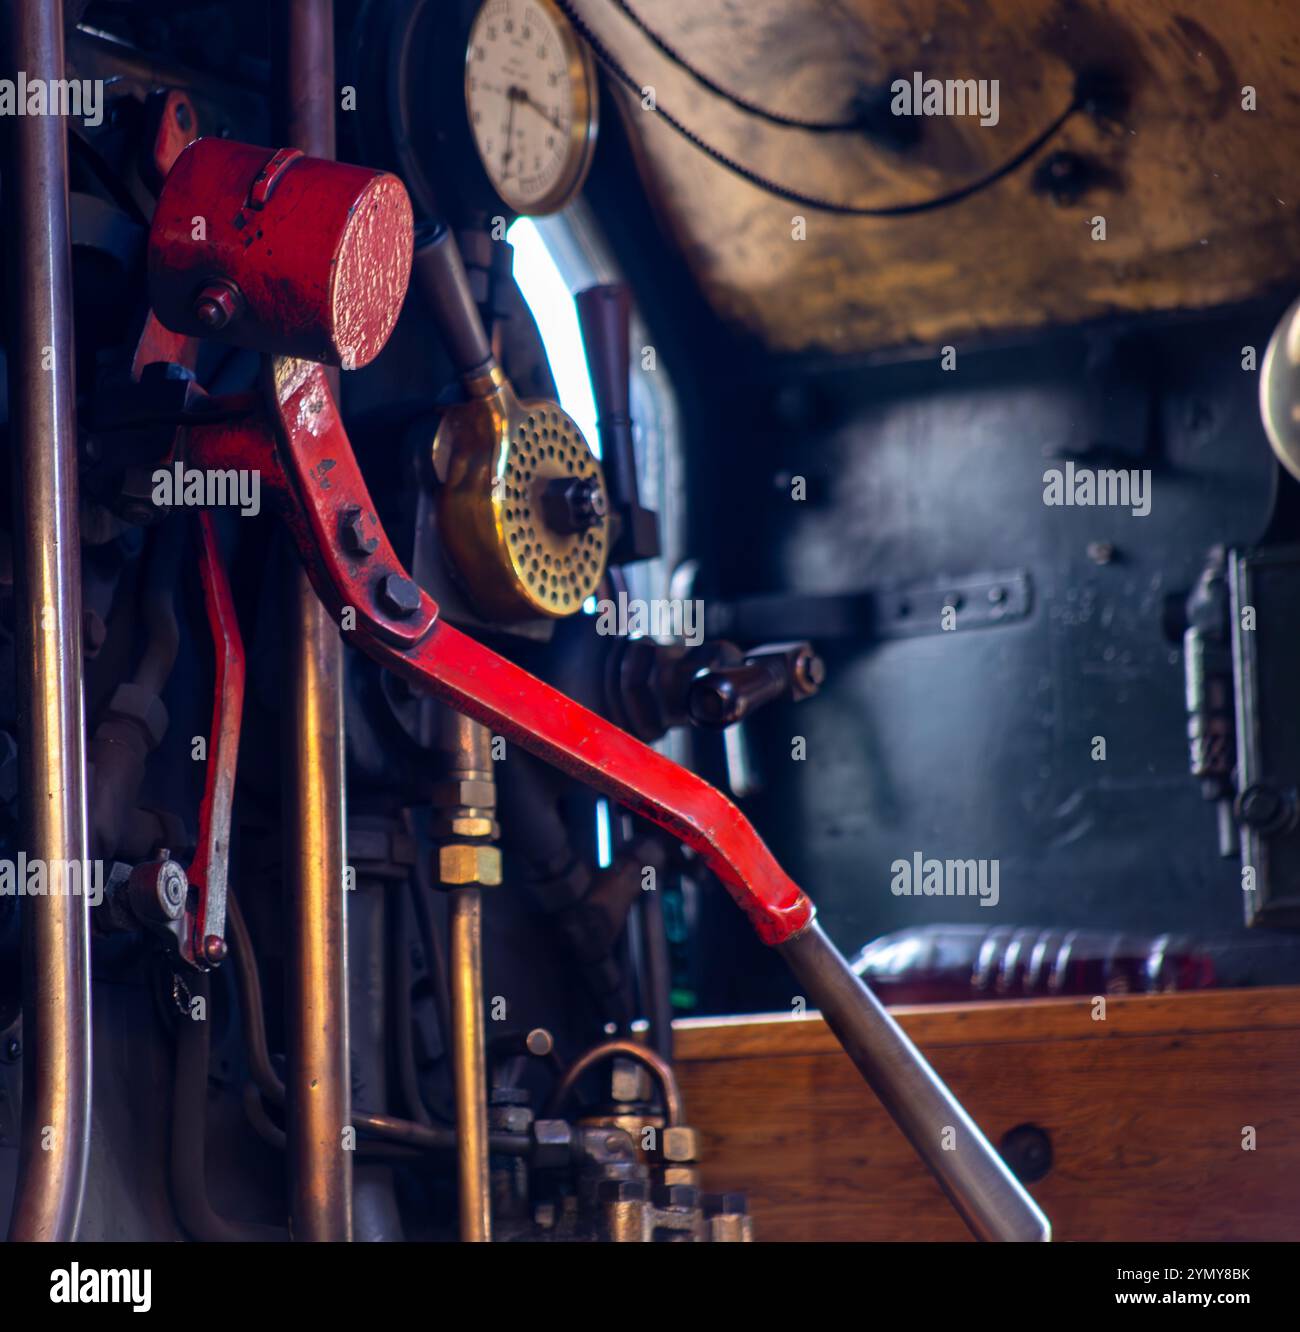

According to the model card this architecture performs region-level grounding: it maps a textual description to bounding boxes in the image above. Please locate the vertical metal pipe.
[436,713,495,1242]
[4,0,93,1244]
[449,887,490,1242]
[281,0,352,1242]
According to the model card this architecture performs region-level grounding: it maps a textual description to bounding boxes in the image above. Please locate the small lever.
[575,283,659,564]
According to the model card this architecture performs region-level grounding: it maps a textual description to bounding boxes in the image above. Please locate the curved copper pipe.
[545,1039,685,1127]
[226,894,528,1158]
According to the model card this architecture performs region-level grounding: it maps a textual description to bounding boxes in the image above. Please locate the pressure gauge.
[464,0,599,216]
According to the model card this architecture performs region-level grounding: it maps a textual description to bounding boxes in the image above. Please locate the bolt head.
[377,573,422,619]
[202,935,229,965]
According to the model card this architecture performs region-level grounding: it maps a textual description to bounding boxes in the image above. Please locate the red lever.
[185,509,245,968]
[186,359,811,945]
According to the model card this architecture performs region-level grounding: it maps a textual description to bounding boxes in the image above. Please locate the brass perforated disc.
[499,404,607,617]
[435,381,609,622]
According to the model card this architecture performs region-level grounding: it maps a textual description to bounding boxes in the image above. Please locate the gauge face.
[464,0,598,216]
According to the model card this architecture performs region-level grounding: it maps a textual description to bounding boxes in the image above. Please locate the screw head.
[377,573,422,619]
[159,863,186,916]
[202,935,229,965]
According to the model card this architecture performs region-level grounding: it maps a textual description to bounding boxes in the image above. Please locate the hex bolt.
[377,573,421,619]
[192,280,243,332]
[339,507,378,557]
[543,476,607,534]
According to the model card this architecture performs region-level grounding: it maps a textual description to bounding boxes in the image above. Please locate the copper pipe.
[227,894,530,1160]
[449,886,490,1241]
[545,1039,685,1127]
[4,0,93,1243]
[436,712,496,1242]
[281,0,351,1242]
[171,975,285,1242]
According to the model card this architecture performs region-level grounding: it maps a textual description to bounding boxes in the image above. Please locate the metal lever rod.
[779,923,1049,1242]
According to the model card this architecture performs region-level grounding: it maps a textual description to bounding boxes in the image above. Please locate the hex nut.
[598,1178,648,1203]
[709,1213,753,1242]
[652,1182,699,1210]
[104,682,169,750]
[430,779,497,810]
[438,844,502,887]
[610,1059,652,1104]
[530,1118,573,1170]
[661,1125,701,1163]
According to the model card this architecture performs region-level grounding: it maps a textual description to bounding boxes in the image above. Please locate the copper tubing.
[449,887,490,1241]
[4,0,93,1243]
[436,711,496,1242]
[544,1039,685,1127]
[227,894,529,1161]
[281,0,351,1243]
[171,975,285,1242]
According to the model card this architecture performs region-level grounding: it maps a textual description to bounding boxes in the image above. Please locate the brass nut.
[610,1059,652,1104]
[431,779,497,810]
[449,816,497,838]
[661,1165,699,1188]
[438,844,502,887]
[661,1125,701,1163]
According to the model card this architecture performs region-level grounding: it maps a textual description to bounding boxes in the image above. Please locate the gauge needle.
[501,90,519,179]
[513,86,562,131]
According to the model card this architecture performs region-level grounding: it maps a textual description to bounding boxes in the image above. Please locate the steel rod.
[778,922,1051,1242]
[4,0,93,1245]
[281,0,352,1243]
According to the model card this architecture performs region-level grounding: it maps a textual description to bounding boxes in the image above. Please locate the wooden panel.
[583,0,1300,353]
[673,988,1300,1240]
